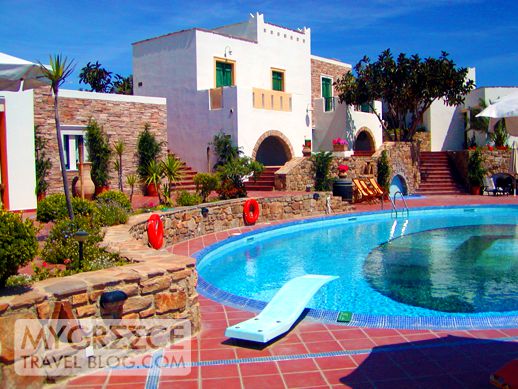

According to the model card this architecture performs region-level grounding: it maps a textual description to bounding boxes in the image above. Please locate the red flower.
[42,261,48,268]
[338,164,349,172]
[63,258,71,265]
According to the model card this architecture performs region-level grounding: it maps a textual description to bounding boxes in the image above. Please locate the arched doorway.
[354,129,375,152]
[252,131,294,166]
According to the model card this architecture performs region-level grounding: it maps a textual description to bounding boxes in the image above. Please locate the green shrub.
[377,150,392,193]
[0,211,38,287]
[94,201,129,226]
[5,274,32,288]
[193,173,219,202]
[137,123,162,179]
[42,216,121,272]
[176,190,202,206]
[37,194,96,222]
[311,151,333,191]
[96,190,131,211]
[85,119,112,187]
[467,149,486,188]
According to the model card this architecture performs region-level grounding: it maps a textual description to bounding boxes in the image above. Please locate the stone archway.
[389,174,409,197]
[252,130,294,166]
[354,127,376,151]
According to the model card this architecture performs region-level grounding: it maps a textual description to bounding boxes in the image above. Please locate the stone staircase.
[244,166,280,191]
[416,151,465,195]
[174,160,197,191]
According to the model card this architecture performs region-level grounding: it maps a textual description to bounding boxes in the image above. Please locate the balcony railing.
[252,88,292,112]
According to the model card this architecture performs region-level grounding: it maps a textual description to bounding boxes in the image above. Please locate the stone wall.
[310,58,351,102]
[449,149,514,189]
[33,89,167,195]
[414,132,431,152]
[128,194,353,245]
[275,157,314,191]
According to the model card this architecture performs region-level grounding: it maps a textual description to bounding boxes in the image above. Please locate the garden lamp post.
[74,230,88,267]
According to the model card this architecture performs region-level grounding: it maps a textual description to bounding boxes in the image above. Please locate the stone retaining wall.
[0,242,199,388]
[128,194,353,245]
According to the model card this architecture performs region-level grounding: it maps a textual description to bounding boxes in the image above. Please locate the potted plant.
[332,137,349,152]
[137,123,162,194]
[144,160,163,198]
[338,164,349,178]
[491,119,509,150]
[85,119,112,195]
[467,149,486,195]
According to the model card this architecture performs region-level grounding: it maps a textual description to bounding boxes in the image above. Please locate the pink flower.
[332,137,348,146]
[63,258,71,265]
[338,164,349,173]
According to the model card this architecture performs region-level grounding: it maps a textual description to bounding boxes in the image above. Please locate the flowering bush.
[338,164,349,173]
[332,137,348,146]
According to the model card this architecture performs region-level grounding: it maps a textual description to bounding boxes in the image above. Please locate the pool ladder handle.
[390,191,409,218]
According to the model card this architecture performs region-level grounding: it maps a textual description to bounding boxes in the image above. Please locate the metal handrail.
[392,191,409,218]
[388,196,398,218]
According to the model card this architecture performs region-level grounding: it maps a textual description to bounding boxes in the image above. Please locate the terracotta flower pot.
[333,144,348,152]
[146,183,158,196]
[470,186,481,195]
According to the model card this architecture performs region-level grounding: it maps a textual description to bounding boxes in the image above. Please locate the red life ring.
[243,199,260,225]
[147,214,164,249]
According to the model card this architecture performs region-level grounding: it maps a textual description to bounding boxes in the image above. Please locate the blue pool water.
[196,206,518,318]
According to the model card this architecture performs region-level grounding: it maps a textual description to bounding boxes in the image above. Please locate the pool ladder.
[389,191,409,218]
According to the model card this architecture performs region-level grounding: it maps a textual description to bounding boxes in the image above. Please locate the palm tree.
[39,55,75,219]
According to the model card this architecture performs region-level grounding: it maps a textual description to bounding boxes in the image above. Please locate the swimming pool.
[196,205,518,326]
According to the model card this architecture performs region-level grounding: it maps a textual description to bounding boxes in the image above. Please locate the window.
[321,77,333,112]
[360,102,373,113]
[215,61,234,87]
[61,128,88,171]
[272,70,284,91]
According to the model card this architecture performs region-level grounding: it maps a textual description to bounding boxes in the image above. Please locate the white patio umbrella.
[0,52,49,91]
[476,91,518,118]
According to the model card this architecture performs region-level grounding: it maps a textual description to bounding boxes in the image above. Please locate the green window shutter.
[322,77,332,111]
[216,62,233,87]
[272,71,283,91]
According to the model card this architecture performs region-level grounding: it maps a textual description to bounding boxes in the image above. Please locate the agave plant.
[161,154,184,194]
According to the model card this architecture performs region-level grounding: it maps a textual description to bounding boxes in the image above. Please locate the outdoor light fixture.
[74,230,89,268]
[224,46,232,58]
[100,290,128,319]
[201,207,209,217]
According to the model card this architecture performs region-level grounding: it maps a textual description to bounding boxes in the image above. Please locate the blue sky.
[1,0,517,90]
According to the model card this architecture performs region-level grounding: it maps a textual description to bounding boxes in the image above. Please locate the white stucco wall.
[1,90,36,211]
[424,100,464,151]
[313,99,383,152]
[133,13,312,172]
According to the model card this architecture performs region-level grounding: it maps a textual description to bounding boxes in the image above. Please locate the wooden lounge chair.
[359,179,381,201]
[353,178,374,202]
[369,178,386,198]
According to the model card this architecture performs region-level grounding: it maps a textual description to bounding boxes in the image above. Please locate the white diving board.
[225,274,338,343]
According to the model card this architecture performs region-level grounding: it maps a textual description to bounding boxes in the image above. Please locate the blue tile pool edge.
[194,204,518,330]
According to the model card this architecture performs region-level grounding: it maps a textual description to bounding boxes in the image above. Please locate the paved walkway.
[63,194,518,388]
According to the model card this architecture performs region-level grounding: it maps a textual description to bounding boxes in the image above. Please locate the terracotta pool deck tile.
[401,333,440,342]
[200,377,242,389]
[276,358,319,373]
[106,371,149,384]
[202,318,229,330]
[413,375,464,389]
[305,339,343,353]
[370,335,409,347]
[328,328,368,339]
[199,336,231,349]
[269,342,309,356]
[295,321,328,332]
[159,380,198,389]
[225,310,255,320]
[361,328,401,338]
[282,371,328,388]
[67,373,109,386]
[314,355,357,370]
[233,345,273,359]
[239,361,280,376]
[200,364,240,379]
[159,366,200,381]
[339,337,377,350]
[501,328,518,337]
[466,329,508,339]
[201,311,228,321]
[241,374,285,389]
[200,347,237,361]
[298,330,336,343]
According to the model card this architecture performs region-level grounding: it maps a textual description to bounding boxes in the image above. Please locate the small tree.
[311,151,333,191]
[79,61,113,93]
[194,173,219,202]
[137,124,162,180]
[377,150,391,193]
[491,119,509,147]
[85,120,112,189]
[467,149,486,189]
[211,131,240,169]
[39,54,75,220]
[336,49,475,141]
[112,74,133,95]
